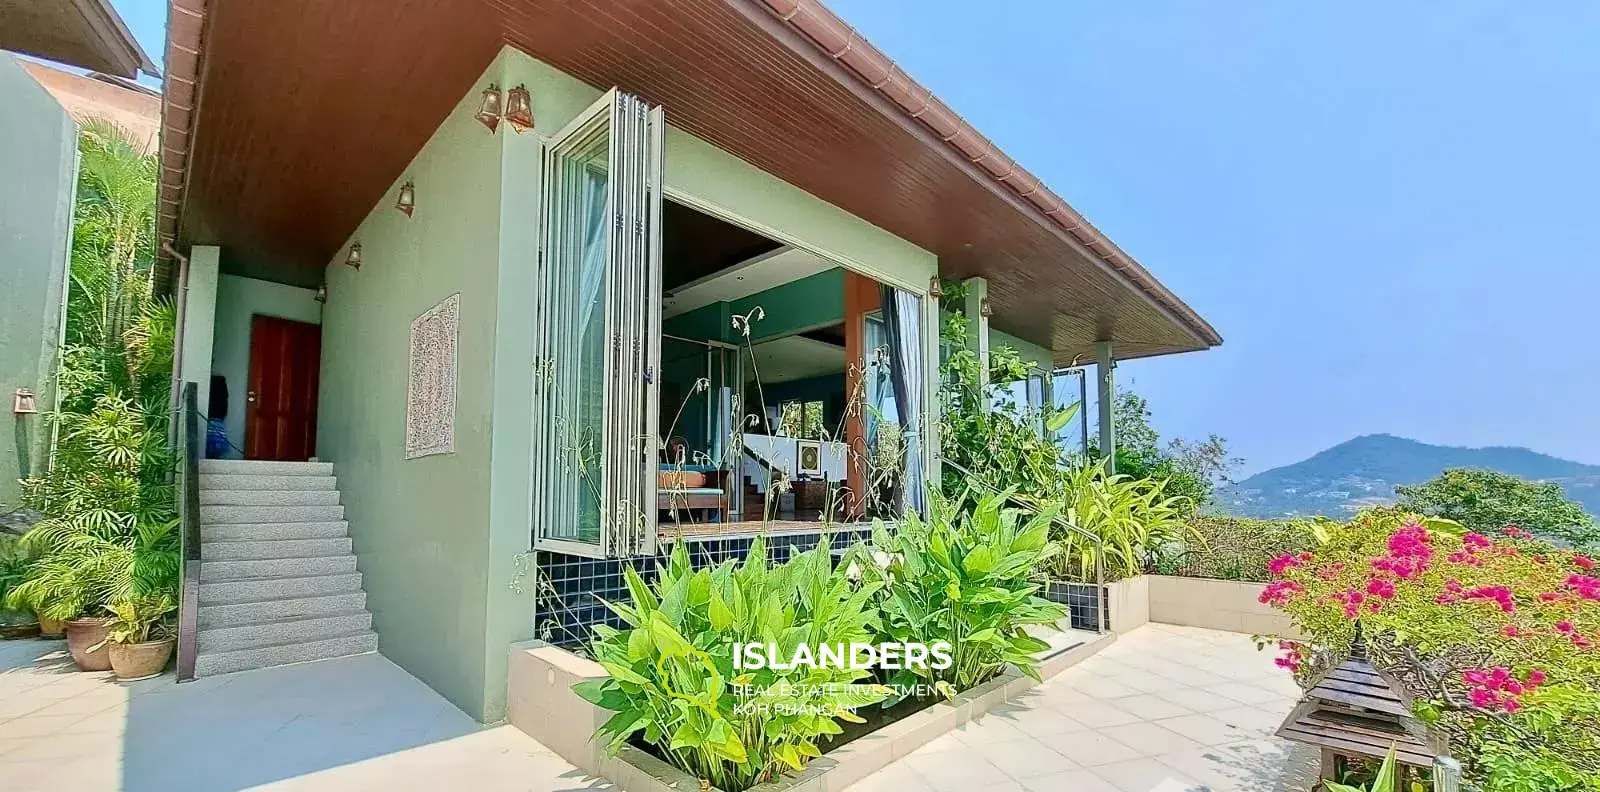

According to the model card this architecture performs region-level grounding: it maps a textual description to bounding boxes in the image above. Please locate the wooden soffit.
[161,0,1219,363]
[0,0,155,78]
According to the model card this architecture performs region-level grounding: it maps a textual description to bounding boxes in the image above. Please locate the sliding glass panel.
[533,90,663,557]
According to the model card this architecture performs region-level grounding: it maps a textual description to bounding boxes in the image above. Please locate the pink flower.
[1575,556,1597,571]
[1464,533,1492,549]
[1366,578,1397,600]
[1259,580,1303,606]
[1463,586,1516,613]
[1556,621,1575,634]
[1527,670,1548,686]
[1503,699,1523,714]
[1268,554,1303,578]
[1503,526,1532,539]
[1502,625,1522,637]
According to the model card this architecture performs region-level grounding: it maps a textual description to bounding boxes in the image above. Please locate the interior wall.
[664,268,846,345]
[208,274,322,457]
[0,55,76,506]
[318,53,513,721]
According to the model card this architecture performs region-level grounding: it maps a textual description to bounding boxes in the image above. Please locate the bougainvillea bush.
[1262,509,1600,791]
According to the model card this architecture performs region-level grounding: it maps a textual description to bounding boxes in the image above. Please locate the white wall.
[209,274,322,457]
[181,247,220,418]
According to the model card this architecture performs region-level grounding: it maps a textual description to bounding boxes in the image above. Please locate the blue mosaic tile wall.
[535,528,873,650]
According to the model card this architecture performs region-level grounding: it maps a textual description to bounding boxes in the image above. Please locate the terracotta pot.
[658,470,707,489]
[37,614,65,638]
[109,637,175,681]
[64,617,113,671]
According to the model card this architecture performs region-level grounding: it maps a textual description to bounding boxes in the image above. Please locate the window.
[777,400,825,439]
[531,89,664,558]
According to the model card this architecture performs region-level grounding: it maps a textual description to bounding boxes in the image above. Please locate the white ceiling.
[663,246,836,318]
[748,335,845,384]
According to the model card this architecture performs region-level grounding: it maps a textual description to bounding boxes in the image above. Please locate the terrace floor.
[0,624,1316,792]
[844,623,1319,792]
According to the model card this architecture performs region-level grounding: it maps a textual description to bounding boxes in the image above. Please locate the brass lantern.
[475,83,503,132]
[396,180,416,217]
[345,243,363,270]
[505,84,534,134]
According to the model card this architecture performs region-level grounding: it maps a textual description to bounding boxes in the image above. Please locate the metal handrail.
[176,382,201,682]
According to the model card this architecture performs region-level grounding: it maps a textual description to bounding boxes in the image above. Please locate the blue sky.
[110,1,1600,476]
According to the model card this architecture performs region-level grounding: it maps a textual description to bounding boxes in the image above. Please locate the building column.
[962,277,989,411]
[1095,340,1114,473]
[180,246,220,418]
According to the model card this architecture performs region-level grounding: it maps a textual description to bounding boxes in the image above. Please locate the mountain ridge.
[1218,434,1600,518]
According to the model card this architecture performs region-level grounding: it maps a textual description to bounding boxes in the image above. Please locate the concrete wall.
[179,247,219,418]
[0,55,76,506]
[1145,575,1306,639]
[208,274,322,456]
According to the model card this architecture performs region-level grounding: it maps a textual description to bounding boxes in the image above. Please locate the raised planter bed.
[1044,574,1303,638]
[507,623,1113,792]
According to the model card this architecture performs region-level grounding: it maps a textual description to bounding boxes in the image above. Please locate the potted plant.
[93,596,176,680]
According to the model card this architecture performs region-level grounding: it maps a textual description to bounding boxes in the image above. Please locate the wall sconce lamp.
[475,83,504,132]
[979,297,993,318]
[13,389,38,415]
[928,276,944,300]
[314,283,328,304]
[396,180,416,217]
[345,243,363,270]
[505,84,534,134]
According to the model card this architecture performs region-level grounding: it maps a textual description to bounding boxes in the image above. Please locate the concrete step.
[201,504,344,524]
[202,521,348,542]
[200,459,334,476]
[194,630,378,677]
[200,473,336,491]
[201,556,357,582]
[198,612,374,652]
[198,592,367,627]
[200,572,364,605]
[200,489,341,506]
[201,537,353,561]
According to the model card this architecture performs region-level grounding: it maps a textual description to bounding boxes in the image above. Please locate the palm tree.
[59,118,167,418]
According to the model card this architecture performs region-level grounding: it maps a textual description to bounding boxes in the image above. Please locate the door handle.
[247,391,258,404]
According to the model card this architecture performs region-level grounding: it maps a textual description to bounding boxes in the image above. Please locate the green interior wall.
[663,268,846,345]
[0,56,75,507]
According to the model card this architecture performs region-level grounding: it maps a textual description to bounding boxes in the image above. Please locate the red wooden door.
[245,316,322,461]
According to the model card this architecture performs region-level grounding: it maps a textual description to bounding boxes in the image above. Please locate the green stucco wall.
[317,45,940,722]
[318,53,513,721]
[664,268,846,344]
[0,56,75,507]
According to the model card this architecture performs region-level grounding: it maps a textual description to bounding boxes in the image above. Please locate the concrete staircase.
[196,459,377,677]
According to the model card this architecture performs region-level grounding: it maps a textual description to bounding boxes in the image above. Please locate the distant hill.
[1217,434,1600,518]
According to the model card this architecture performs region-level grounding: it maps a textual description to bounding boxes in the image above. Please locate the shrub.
[1263,509,1600,790]
[1152,515,1319,582]
[575,537,889,792]
[855,488,1066,693]
[1039,459,1195,582]
[1397,468,1598,549]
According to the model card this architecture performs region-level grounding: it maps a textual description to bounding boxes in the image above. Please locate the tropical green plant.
[5,516,179,621]
[856,488,1065,693]
[93,594,175,649]
[1397,468,1598,549]
[1040,459,1195,582]
[574,537,889,791]
[0,536,33,621]
[1324,745,1400,792]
